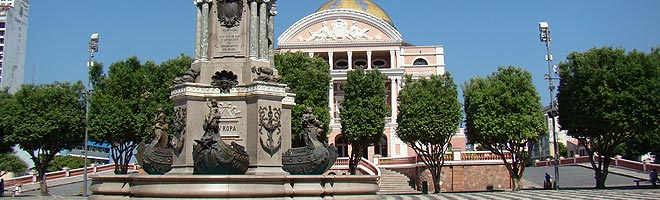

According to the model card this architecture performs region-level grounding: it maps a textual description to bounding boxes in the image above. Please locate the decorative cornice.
[170,82,293,99]
[278,9,402,47]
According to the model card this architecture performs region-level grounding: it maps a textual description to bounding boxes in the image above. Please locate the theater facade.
[277,0,466,160]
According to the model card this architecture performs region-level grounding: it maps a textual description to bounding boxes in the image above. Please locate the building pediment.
[278,9,403,48]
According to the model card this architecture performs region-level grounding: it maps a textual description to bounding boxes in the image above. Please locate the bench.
[633,179,646,186]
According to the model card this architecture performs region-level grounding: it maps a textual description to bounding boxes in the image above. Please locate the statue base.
[89,174,379,199]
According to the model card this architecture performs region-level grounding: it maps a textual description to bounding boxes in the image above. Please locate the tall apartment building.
[0,0,29,94]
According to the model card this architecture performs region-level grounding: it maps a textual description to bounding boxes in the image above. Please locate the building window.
[374,135,388,157]
[372,59,387,69]
[0,22,5,28]
[413,58,428,66]
[335,135,349,157]
[335,59,349,69]
[354,60,367,67]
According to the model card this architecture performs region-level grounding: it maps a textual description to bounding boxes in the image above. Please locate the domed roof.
[316,0,393,25]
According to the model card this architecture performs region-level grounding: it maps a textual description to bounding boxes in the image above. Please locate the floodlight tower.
[539,22,559,190]
[83,33,99,196]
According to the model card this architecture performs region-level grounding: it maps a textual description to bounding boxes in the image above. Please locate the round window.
[354,60,368,67]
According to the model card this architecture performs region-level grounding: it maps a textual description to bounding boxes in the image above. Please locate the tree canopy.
[0,90,15,153]
[341,67,388,175]
[89,55,191,174]
[557,46,660,188]
[397,73,462,193]
[2,82,86,195]
[463,66,546,191]
[48,155,87,172]
[0,153,28,176]
[274,52,331,146]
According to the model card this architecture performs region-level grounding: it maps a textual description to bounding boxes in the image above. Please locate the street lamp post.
[539,22,559,190]
[83,33,100,196]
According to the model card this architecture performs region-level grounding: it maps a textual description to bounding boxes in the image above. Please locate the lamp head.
[539,22,549,31]
[90,33,100,42]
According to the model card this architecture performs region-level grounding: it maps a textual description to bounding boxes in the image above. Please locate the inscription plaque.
[216,27,244,57]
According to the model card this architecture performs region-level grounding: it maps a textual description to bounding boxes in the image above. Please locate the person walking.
[651,169,659,187]
[1,178,4,197]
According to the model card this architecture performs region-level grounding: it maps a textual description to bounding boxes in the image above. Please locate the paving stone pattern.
[381,188,660,200]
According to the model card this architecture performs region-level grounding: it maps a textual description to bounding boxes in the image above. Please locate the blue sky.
[25,0,660,105]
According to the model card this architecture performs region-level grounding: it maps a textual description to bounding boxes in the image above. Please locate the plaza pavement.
[4,165,659,199]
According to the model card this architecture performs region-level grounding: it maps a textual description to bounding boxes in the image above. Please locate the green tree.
[0,90,16,153]
[463,66,546,191]
[397,73,462,193]
[341,67,388,175]
[557,47,660,188]
[274,52,331,146]
[89,55,191,174]
[0,153,28,176]
[47,156,87,172]
[3,82,86,195]
[557,142,568,158]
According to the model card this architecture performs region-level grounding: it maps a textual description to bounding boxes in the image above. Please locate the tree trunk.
[431,171,441,194]
[595,171,608,189]
[511,176,522,191]
[38,171,49,196]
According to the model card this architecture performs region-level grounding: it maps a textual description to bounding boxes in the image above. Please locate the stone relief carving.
[173,68,200,84]
[251,66,281,82]
[171,107,187,155]
[299,20,381,41]
[211,70,239,93]
[258,105,282,157]
[217,0,244,28]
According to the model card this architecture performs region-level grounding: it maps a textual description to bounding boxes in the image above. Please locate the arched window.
[413,58,428,66]
[335,135,349,157]
[374,135,388,157]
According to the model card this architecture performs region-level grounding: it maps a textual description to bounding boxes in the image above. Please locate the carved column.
[194,1,202,61]
[267,1,277,66]
[199,1,210,61]
[347,51,353,70]
[367,51,372,69]
[258,0,268,59]
[249,0,258,58]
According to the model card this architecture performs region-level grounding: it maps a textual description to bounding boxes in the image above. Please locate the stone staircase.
[378,168,421,194]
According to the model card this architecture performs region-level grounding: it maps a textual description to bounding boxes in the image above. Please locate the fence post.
[643,160,648,172]
[453,149,461,161]
[63,167,70,177]
[92,164,97,174]
[373,154,381,166]
[29,170,36,183]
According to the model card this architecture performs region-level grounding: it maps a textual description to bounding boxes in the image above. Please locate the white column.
[390,78,397,123]
[389,50,396,69]
[308,52,314,57]
[347,51,353,70]
[328,52,334,70]
[396,50,403,69]
[367,51,372,69]
[329,81,335,123]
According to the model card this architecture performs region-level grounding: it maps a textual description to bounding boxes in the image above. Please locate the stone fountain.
[89,0,379,199]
